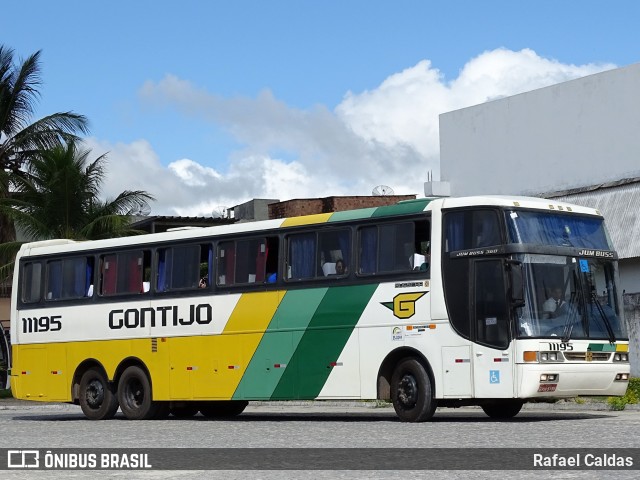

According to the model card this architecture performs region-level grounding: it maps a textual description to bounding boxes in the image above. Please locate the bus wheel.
[199,400,249,418]
[79,368,119,420]
[481,400,524,419]
[391,358,436,422]
[117,366,156,420]
[170,404,200,418]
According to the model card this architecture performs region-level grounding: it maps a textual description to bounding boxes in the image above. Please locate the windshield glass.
[515,254,627,340]
[506,210,611,249]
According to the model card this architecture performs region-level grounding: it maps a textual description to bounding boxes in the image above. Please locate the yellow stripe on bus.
[280,213,332,227]
[170,291,284,399]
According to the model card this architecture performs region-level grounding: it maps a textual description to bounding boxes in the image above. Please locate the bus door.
[471,259,516,398]
[1,328,9,390]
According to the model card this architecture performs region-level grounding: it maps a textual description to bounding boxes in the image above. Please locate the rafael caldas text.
[533,453,633,467]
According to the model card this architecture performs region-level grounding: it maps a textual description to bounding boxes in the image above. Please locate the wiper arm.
[561,290,579,343]
[591,292,616,343]
[561,307,578,343]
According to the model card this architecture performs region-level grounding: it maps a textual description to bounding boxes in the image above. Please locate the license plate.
[538,384,557,392]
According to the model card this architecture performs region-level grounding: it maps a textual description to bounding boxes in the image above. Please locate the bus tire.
[391,357,436,422]
[481,400,524,419]
[79,368,119,420]
[117,366,156,420]
[199,400,248,418]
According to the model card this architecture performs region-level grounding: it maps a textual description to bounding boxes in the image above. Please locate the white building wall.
[440,63,640,197]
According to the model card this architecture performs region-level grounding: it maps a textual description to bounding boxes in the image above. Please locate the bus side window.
[319,229,350,277]
[157,244,206,291]
[21,261,43,303]
[264,236,279,283]
[100,250,150,296]
[358,221,429,275]
[287,233,316,280]
[217,242,236,285]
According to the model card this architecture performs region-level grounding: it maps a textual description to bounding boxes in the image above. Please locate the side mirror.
[507,260,525,308]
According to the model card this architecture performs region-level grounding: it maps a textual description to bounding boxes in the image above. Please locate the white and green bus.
[9,195,629,421]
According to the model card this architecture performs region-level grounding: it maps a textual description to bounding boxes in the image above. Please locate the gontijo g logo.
[381,292,426,319]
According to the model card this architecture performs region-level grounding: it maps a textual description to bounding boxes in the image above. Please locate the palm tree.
[0,45,89,244]
[1,141,154,242]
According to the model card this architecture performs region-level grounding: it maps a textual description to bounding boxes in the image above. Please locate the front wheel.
[117,366,158,420]
[79,368,119,420]
[481,400,524,419]
[391,358,436,422]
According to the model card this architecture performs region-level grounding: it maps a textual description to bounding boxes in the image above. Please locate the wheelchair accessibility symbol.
[490,370,500,384]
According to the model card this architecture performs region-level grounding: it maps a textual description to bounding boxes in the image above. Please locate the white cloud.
[97,48,616,215]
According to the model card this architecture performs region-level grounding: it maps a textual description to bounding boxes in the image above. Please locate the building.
[268,195,416,219]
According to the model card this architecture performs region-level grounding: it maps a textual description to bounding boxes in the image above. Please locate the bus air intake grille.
[564,352,610,362]
[151,338,158,353]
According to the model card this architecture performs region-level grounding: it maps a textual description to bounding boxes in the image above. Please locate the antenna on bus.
[372,185,394,196]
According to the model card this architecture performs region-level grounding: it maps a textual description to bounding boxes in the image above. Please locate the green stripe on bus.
[270,284,378,399]
[371,198,431,217]
[588,343,616,352]
[328,207,378,222]
[233,288,328,399]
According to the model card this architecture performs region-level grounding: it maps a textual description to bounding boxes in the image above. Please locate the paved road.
[1,399,639,479]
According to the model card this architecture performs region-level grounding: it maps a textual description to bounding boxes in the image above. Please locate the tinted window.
[45,257,94,301]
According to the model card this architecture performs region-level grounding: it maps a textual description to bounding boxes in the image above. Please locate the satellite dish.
[134,202,151,216]
[212,206,227,219]
[372,185,394,196]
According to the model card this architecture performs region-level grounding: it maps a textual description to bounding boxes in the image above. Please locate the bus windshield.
[506,209,611,249]
[515,253,627,340]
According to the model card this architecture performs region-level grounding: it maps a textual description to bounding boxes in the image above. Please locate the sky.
[3,1,640,216]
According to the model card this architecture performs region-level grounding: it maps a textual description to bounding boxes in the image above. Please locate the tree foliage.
[1,141,154,241]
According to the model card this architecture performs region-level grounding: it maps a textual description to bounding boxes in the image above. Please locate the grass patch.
[606,377,640,411]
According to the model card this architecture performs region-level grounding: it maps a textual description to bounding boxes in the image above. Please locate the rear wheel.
[391,358,436,422]
[117,366,158,420]
[199,401,248,418]
[481,400,524,419]
[79,368,119,420]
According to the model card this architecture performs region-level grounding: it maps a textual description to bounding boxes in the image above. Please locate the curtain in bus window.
[208,246,213,284]
[445,212,465,252]
[255,241,267,282]
[102,255,117,295]
[157,249,169,292]
[85,262,93,296]
[47,261,63,300]
[234,241,249,283]
[290,233,316,279]
[225,243,236,284]
[507,211,609,249]
[130,255,141,293]
[71,258,86,297]
[359,227,377,274]
[171,245,200,289]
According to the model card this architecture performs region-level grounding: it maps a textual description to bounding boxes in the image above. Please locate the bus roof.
[16,195,601,257]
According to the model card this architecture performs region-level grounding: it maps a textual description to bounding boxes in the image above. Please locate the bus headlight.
[540,374,559,382]
[538,352,562,362]
[613,353,629,362]
[615,373,629,381]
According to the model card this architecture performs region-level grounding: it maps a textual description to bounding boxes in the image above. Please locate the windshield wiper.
[590,292,616,343]
[561,273,580,342]
[561,290,579,343]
